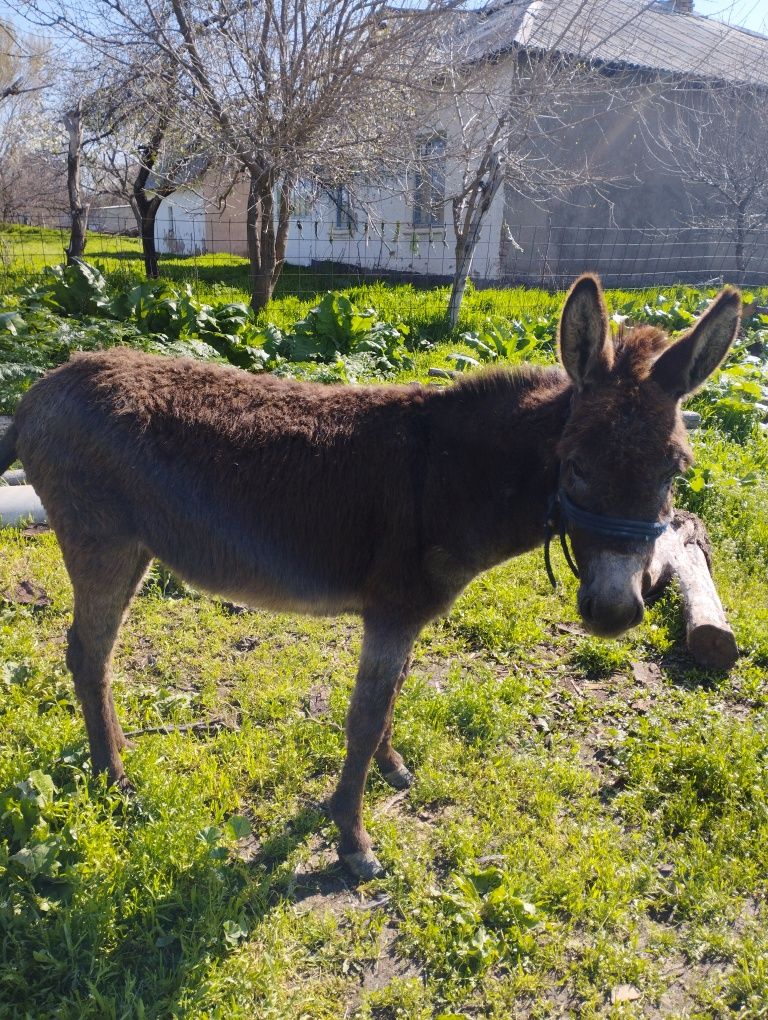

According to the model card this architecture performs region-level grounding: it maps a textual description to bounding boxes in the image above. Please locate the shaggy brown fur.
[0,274,740,877]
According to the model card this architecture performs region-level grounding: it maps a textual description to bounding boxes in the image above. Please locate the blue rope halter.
[544,488,669,589]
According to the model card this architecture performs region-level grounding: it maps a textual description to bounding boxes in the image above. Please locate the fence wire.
[3,217,768,303]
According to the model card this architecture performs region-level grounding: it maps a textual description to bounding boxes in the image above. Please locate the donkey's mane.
[449,363,567,402]
[612,324,670,379]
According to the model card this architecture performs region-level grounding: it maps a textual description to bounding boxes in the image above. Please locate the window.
[290,180,315,217]
[413,135,446,228]
[333,184,355,231]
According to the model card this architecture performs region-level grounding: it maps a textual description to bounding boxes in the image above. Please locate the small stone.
[611,983,641,1004]
[631,661,662,688]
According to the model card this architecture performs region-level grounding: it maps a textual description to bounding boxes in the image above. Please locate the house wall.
[202,178,249,256]
[155,64,768,286]
[172,110,507,280]
[289,179,505,281]
[155,189,207,255]
[88,205,135,234]
[499,74,767,285]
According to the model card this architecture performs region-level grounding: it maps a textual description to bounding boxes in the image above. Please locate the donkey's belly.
[155,539,365,617]
[133,481,370,617]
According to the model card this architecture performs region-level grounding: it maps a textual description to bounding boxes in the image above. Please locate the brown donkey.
[0,275,740,878]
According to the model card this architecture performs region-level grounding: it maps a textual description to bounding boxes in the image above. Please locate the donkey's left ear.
[559,274,613,390]
[651,287,741,398]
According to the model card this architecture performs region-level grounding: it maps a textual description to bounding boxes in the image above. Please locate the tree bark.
[447,151,503,328]
[63,99,89,264]
[133,123,169,279]
[134,192,162,278]
[246,169,291,314]
[735,201,747,283]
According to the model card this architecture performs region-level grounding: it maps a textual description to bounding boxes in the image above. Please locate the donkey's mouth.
[578,593,645,639]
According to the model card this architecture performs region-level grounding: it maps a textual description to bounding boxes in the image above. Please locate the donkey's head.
[557,274,740,638]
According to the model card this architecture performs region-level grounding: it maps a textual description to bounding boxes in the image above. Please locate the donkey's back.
[13,349,429,615]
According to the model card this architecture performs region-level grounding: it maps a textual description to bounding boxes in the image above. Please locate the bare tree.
[436,2,661,325]
[84,62,207,277]
[438,50,602,325]
[653,81,768,281]
[0,18,49,102]
[16,0,458,312]
[62,98,91,261]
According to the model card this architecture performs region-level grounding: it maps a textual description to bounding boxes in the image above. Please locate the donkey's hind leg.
[374,653,413,790]
[62,540,152,788]
[328,620,416,880]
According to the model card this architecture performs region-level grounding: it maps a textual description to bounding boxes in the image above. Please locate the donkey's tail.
[0,423,19,476]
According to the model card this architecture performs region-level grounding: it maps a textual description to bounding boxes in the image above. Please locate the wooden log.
[643,510,738,670]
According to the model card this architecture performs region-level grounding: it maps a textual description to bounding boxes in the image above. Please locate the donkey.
[0,275,740,878]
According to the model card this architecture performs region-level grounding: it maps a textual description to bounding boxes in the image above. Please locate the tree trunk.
[735,202,747,283]
[134,192,162,279]
[63,99,89,264]
[447,152,503,328]
[246,169,291,314]
[132,122,170,280]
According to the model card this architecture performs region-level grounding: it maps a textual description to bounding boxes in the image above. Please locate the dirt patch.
[632,660,663,689]
[358,920,422,995]
[234,635,259,652]
[3,578,52,611]
[124,635,160,673]
[304,684,332,719]
[647,953,730,1019]
[289,836,362,917]
[20,523,50,537]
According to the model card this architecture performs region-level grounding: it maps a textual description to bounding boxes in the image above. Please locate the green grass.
[1,227,768,1017]
[7,222,762,343]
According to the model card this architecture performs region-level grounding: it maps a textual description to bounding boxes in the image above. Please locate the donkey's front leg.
[329,619,415,880]
[374,653,413,790]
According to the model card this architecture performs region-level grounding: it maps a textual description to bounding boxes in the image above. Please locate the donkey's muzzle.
[577,549,647,638]
[579,591,644,638]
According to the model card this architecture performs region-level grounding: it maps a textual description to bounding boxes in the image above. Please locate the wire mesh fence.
[3,217,768,303]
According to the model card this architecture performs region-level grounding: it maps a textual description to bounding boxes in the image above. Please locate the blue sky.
[7,0,768,45]
[693,0,767,32]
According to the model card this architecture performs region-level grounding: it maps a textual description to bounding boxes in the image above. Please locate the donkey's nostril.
[580,594,644,637]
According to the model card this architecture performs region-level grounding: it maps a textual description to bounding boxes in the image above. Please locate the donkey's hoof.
[340,848,385,881]
[114,774,136,796]
[382,765,414,790]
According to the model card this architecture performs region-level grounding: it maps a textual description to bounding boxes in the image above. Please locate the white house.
[155,0,768,286]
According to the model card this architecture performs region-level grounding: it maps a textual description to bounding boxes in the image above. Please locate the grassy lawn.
[1,225,767,1018]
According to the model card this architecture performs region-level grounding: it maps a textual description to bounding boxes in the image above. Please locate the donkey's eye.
[569,460,587,482]
[660,469,679,493]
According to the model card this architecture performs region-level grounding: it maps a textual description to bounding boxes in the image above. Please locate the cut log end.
[687,624,739,672]
[644,509,738,671]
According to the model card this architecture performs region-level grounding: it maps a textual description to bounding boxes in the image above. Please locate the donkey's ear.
[651,287,741,398]
[559,274,613,390]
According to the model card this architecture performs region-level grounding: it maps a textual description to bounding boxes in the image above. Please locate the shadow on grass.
[659,646,733,690]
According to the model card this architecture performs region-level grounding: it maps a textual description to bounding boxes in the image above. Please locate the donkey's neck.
[438,364,572,459]
[424,365,573,576]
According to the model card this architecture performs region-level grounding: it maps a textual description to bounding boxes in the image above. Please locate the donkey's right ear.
[558,274,613,390]
[651,286,741,398]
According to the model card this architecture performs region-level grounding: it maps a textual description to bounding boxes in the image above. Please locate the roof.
[146,154,210,192]
[465,0,768,86]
